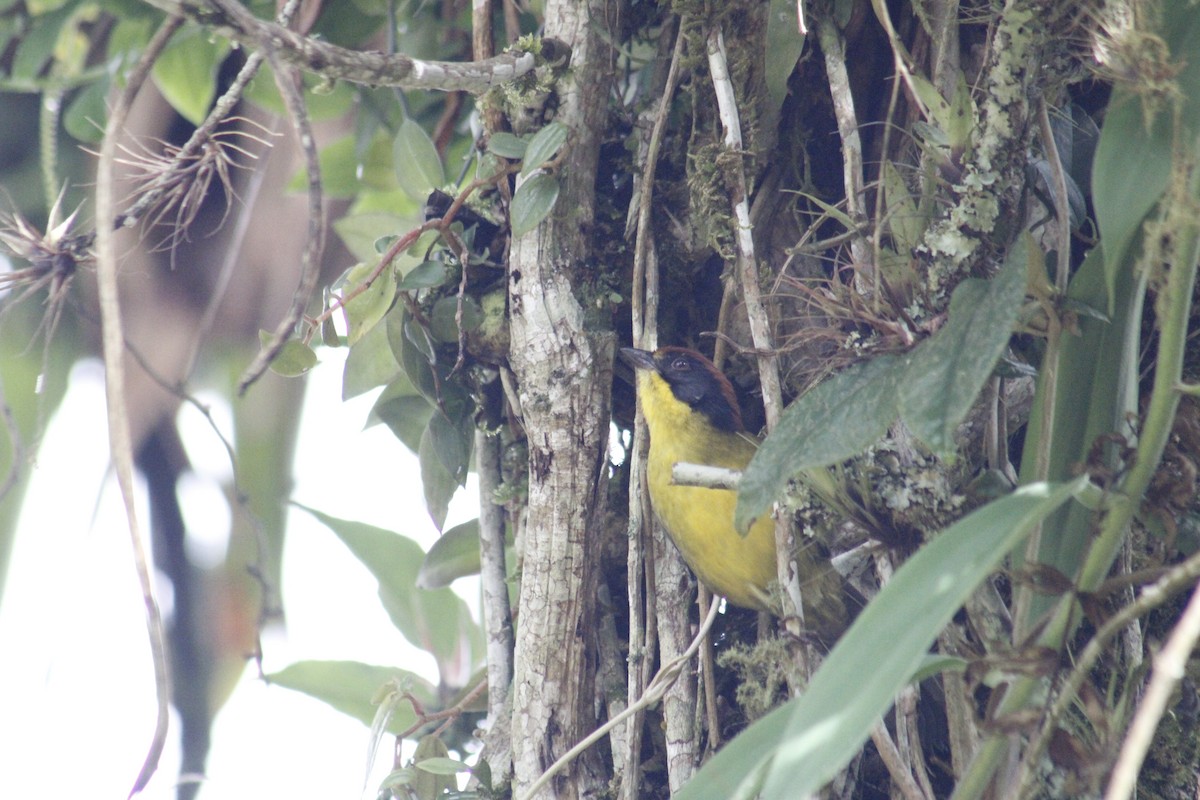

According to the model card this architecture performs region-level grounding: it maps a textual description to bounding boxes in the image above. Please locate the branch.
[237,37,326,394]
[94,14,185,797]
[142,0,569,94]
[1105,580,1200,800]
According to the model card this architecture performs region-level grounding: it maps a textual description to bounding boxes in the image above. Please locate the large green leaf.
[1016,246,1144,626]
[736,354,904,533]
[681,478,1088,800]
[417,520,481,589]
[342,317,402,400]
[151,25,229,125]
[764,0,804,116]
[9,4,78,83]
[296,507,482,678]
[509,172,560,238]
[369,383,432,454]
[520,121,568,177]
[899,235,1029,454]
[394,118,445,201]
[263,337,318,377]
[1092,1,1200,305]
[268,660,435,734]
[341,261,397,346]
[419,422,458,530]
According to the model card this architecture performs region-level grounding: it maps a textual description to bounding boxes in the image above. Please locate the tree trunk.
[505,0,616,795]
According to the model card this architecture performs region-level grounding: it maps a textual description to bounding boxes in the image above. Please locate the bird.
[620,345,848,639]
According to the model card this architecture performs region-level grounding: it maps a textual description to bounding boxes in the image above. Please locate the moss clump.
[715,635,791,722]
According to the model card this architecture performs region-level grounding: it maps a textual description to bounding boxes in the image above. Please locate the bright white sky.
[0,348,480,798]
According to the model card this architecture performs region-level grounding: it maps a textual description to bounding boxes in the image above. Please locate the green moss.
[715,636,792,722]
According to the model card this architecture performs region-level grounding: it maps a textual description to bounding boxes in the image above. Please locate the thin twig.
[1105,580,1200,800]
[1037,100,1072,294]
[476,429,514,726]
[707,26,813,682]
[237,43,326,394]
[94,14,185,797]
[870,722,927,800]
[625,20,687,796]
[814,11,869,276]
[1015,548,1200,799]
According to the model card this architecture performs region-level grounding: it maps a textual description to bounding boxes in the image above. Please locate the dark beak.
[619,347,656,371]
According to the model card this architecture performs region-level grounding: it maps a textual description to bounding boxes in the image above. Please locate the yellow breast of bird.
[637,371,777,610]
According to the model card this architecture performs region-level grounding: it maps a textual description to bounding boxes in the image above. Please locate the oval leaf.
[414,756,472,776]
[510,172,560,238]
[342,319,401,400]
[681,478,1089,800]
[263,334,318,377]
[394,118,445,201]
[736,354,904,533]
[398,260,450,290]
[412,736,456,797]
[267,660,435,734]
[417,520,481,589]
[295,506,482,674]
[419,424,457,531]
[520,121,569,177]
[899,235,1028,455]
[487,132,528,159]
[152,27,229,125]
[341,261,397,346]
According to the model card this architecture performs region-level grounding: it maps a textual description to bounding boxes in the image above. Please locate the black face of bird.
[619,346,743,433]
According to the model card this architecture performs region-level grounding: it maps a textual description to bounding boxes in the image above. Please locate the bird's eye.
[671,357,690,372]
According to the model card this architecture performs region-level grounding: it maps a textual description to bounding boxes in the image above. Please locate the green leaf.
[1092,1,1200,307]
[899,235,1028,454]
[736,354,904,533]
[911,653,968,683]
[487,132,528,159]
[296,507,481,674]
[261,332,318,377]
[10,5,76,83]
[397,260,450,290]
[267,660,435,734]
[414,756,471,776]
[882,162,923,252]
[391,310,438,400]
[341,261,397,346]
[946,71,975,151]
[63,77,109,143]
[152,26,230,125]
[681,478,1089,800]
[765,0,804,115]
[429,295,482,343]
[419,423,458,530]
[393,118,445,201]
[907,72,951,132]
[510,172,560,238]
[429,409,472,486]
[342,318,401,400]
[369,386,432,454]
[792,190,856,232]
[412,736,456,799]
[520,121,568,177]
[417,520,481,589]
